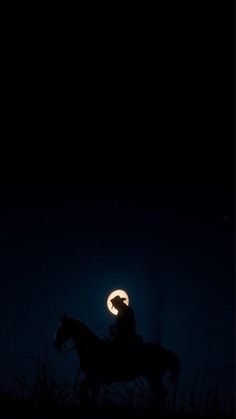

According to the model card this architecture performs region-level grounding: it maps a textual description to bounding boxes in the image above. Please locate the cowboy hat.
[110,295,126,308]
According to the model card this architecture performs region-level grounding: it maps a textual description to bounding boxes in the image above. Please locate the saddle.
[108,333,143,358]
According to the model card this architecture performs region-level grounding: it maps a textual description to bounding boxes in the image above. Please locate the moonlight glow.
[107,289,129,316]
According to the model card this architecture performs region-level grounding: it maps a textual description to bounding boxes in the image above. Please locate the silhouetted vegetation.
[0,334,234,418]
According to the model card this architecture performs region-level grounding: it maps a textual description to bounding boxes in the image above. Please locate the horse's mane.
[67,317,98,341]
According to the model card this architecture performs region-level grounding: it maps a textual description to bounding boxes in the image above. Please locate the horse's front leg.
[90,379,101,404]
[80,378,101,405]
[80,379,91,404]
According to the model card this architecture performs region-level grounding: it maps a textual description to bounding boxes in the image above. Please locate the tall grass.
[0,332,234,418]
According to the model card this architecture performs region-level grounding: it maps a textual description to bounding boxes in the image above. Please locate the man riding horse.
[53,313,181,407]
[109,295,142,348]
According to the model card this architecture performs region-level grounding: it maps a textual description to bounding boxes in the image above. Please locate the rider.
[109,295,136,345]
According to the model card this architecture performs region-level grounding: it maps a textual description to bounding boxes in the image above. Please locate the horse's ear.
[59,312,67,322]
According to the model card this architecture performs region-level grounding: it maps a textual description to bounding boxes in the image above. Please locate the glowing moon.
[107,289,129,316]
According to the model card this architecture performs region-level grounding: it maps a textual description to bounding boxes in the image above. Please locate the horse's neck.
[71,320,98,353]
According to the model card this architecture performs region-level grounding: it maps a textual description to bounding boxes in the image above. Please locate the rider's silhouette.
[109,295,136,344]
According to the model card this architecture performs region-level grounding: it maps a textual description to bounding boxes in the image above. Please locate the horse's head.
[53,313,96,352]
[53,312,72,352]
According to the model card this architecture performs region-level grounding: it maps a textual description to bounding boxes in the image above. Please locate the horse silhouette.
[53,313,181,406]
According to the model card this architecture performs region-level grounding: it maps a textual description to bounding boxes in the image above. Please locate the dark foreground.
[0,398,234,419]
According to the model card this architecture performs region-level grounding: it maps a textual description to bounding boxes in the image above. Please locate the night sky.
[0,181,234,396]
[0,1,234,415]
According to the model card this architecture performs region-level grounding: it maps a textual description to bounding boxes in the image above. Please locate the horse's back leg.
[147,376,167,411]
[90,380,101,404]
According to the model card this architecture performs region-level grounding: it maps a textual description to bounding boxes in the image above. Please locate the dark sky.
[0,181,234,394]
[0,0,234,406]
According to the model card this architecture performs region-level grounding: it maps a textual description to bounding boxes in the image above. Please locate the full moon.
[107,289,129,316]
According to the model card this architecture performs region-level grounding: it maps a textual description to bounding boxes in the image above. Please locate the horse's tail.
[169,352,181,412]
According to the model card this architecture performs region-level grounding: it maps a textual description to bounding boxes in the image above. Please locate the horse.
[53,313,181,407]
